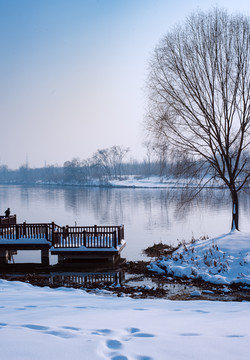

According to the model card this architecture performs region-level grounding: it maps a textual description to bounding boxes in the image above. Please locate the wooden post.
[51,222,55,244]
[0,249,8,264]
[41,248,49,266]
[23,222,26,237]
[83,230,86,247]
[16,224,19,240]
[118,227,120,245]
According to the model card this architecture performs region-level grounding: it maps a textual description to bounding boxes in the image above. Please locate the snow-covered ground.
[149,230,250,285]
[36,175,225,188]
[109,175,224,188]
[0,279,249,360]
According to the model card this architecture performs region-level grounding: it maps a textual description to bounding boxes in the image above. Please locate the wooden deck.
[0,216,125,265]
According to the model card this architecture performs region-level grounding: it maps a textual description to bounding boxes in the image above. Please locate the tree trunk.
[230,189,239,231]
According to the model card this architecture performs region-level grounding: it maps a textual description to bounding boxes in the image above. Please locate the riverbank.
[148,230,250,286]
[1,259,249,301]
[0,175,227,189]
[1,230,249,301]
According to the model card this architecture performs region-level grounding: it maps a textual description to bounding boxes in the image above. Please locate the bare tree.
[93,146,129,180]
[93,148,113,179]
[146,8,250,231]
[110,145,130,178]
[142,141,154,176]
[152,142,168,176]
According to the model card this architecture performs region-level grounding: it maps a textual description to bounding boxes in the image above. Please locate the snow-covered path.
[0,280,249,360]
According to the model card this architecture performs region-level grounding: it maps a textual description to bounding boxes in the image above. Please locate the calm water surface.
[1,185,250,263]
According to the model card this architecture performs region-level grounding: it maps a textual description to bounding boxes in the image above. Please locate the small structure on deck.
[0,214,125,266]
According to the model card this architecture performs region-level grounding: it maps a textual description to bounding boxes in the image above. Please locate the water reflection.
[51,271,124,287]
[1,185,250,261]
[0,265,124,288]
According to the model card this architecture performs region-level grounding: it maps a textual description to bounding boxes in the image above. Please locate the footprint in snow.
[92,328,113,336]
[133,333,155,338]
[193,310,210,314]
[125,327,155,339]
[106,339,123,350]
[111,356,128,360]
[226,334,245,338]
[44,330,76,339]
[127,327,140,334]
[22,324,50,331]
[61,326,81,331]
[22,324,78,339]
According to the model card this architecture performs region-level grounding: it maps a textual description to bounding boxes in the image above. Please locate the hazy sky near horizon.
[1,0,250,169]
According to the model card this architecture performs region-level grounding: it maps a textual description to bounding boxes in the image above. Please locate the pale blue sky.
[1,0,250,169]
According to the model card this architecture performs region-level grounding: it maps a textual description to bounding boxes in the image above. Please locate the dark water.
[1,184,250,263]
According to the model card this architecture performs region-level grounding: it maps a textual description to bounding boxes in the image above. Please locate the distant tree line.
[0,145,202,185]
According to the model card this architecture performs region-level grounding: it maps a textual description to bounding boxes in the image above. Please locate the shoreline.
[0,175,228,189]
[1,260,249,302]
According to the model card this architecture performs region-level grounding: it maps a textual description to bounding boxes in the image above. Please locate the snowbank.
[109,175,224,188]
[0,279,249,360]
[35,175,225,188]
[148,230,250,285]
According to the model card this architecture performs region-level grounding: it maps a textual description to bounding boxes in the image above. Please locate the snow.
[148,230,250,285]
[0,237,50,245]
[50,240,126,252]
[0,279,249,360]
[108,175,224,188]
[36,175,225,188]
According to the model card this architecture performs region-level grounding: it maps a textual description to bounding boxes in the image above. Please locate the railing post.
[52,222,55,245]
[16,224,19,240]
[94,225,97,238]
[118,227,120,245]
[45,224,48,240]
[23,222,26,237]
[121,225,124,241]
[83,230,86,247]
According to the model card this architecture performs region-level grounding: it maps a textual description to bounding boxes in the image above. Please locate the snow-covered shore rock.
[148,230,250,285]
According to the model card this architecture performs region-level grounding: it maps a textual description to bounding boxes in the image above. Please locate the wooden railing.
[0,223,51,240]
[0,222,124,249]
[0,215,16,225]
[52,231,117,248]
[51,225,124,249]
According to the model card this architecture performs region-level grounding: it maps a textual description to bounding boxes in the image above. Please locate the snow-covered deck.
[0,221,125,265]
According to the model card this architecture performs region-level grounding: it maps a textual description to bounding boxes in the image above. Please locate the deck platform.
[0,216,125,265]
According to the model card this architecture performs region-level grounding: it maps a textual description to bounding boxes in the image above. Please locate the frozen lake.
[1,184,250,262]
